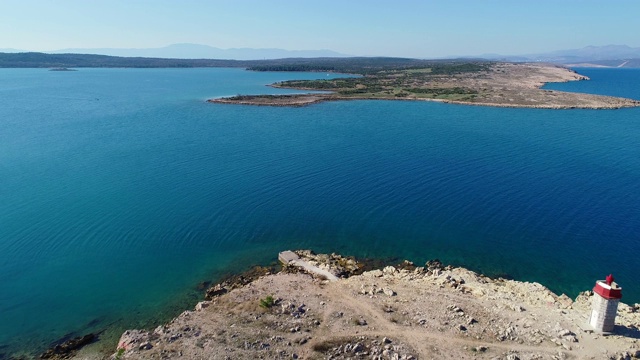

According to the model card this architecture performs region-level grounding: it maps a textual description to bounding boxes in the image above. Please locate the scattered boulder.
[294,250,363,277]
[396,260,416,271]
[425,259,444,271]
[383,288,397,296]
[364,269,384,278]
[611,352,632,360]
[117,330,150,352]
[383,266,397,276]
[205,283,228,299]
[574,290,593,304]
[195,301,211,311]
[312,336,416,360]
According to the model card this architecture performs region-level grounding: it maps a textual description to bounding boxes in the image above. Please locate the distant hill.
[538,45,640,62]
[46,43,349,60]
[564,58,640,68]
[0,48,23,53]
[0,52,485,72]
[474,45,640,67]
[0,52,246,68]
[4,47,640,69]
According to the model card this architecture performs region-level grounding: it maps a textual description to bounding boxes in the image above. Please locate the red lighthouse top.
[594,274,622,300]
[606,274,614,285]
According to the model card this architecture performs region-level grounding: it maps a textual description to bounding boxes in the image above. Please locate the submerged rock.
[39,333,95,359]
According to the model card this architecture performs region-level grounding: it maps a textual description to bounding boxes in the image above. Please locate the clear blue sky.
[1,0,639,57]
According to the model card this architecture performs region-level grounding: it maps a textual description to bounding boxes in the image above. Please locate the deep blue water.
[1,67,639,356]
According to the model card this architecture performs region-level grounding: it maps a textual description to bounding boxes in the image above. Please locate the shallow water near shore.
[1,67,639,356]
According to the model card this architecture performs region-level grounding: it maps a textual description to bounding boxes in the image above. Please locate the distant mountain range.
[0,43,349,60]
[0,48,24,53]
[2,44,640,67]
[472,45,640,67]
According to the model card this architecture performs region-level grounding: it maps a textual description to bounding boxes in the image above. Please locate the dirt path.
[321,279,572,359]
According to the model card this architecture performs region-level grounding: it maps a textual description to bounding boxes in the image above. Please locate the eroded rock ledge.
[110,250,640,360]
[208,63,640,110]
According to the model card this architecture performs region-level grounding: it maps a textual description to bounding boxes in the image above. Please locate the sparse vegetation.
[271,64,486,101]
[259,295,275,309]
[312,338,351,353]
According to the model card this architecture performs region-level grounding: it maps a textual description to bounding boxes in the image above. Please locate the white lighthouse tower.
[589,274,622,333]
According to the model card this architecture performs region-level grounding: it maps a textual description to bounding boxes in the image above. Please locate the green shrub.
[259,295,275,309]
[115,348,125,360]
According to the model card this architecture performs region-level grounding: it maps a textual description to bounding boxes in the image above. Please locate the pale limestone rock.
[383,266,397,275]
[383,288,397,296]
[195,301,211,311]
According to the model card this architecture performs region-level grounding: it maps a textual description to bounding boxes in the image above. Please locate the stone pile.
[294,250,363,278]
[313,336,416,360]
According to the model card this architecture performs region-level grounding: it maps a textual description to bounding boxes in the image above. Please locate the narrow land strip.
[209,62,640,109]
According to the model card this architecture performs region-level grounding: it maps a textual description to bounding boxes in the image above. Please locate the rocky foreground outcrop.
[109,251,640,360]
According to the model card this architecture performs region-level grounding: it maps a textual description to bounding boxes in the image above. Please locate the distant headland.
[210,62,640,110]
[49,67,77,71]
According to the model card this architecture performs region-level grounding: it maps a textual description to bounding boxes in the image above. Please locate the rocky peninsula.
[72,250,640,360]
[209,62,640,109]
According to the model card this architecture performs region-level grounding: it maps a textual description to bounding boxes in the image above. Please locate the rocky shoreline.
[208,63,640,110]
[89,250,640,360]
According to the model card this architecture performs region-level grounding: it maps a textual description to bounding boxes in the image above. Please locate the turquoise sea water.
[1,67,639,356]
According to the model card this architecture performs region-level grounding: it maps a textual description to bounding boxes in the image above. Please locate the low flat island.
[209,62,640,109]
